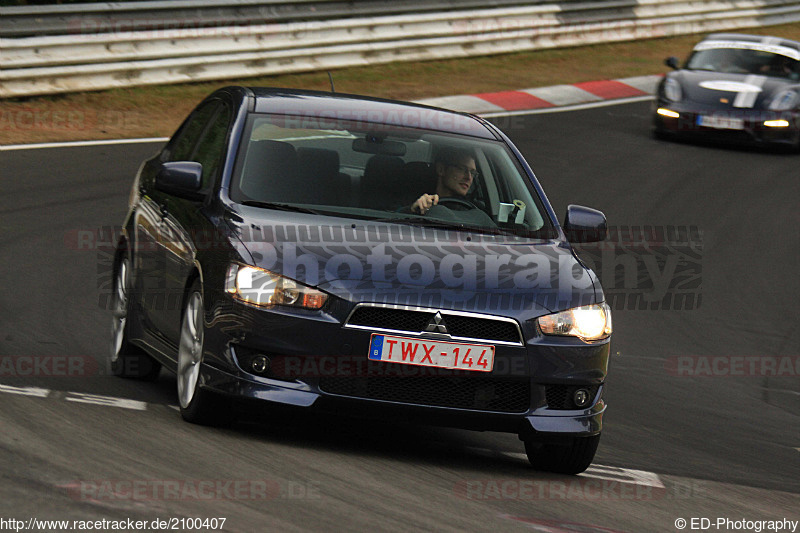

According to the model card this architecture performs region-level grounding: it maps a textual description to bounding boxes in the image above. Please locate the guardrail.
[1,0,798,98]
[0,0,564,38]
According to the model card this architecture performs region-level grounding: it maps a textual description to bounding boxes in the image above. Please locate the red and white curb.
[0,76,663,151]
[415,75,661,115]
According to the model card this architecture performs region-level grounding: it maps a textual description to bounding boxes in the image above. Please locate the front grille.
[319,375,531,413]
[347,306,522,344]
[545,384,601,410]
[442,315,520,343]
[348,306,431,333]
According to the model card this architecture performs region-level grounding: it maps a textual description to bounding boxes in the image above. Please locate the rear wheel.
[524,434,600,475]
[110,252,161,380]
[177,280,230,426]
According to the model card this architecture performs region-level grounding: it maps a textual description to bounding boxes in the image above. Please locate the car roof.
[244,86,499,140]
[701,33,800,51]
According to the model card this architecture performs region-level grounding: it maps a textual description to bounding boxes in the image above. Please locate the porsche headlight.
[769,89,799,111]
[225,264,328,310]
[537,302,612,342]
[663,78,682,102]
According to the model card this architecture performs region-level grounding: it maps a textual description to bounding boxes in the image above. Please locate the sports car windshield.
[230,113,556,238]
[687,41,800,80]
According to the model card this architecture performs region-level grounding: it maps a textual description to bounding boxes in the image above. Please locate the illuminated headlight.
[764,119,790,128]
[537,302,612,342]
[769,90,799,111]
[663,78,682,102]
[657,108,680,119]
[225,264,328,310]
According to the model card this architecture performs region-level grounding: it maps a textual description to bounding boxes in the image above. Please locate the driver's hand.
[411,194,439,215]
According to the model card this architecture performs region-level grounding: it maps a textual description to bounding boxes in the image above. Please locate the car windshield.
[230,113,556,239]
[686,41,800,80]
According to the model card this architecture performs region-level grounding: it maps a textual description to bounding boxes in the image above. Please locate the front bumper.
[198,295,610,440]
[653,101,800,148]
[199,362,605,438]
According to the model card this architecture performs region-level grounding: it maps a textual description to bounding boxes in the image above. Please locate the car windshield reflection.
[687,47,800,80]
[231,114,556,239]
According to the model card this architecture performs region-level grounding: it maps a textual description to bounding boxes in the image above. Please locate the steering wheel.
[436,196,476,211]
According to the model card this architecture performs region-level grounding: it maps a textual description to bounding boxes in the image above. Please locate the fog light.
[573,388,591,408]
[657,108,680,119]
[251,355,270,374]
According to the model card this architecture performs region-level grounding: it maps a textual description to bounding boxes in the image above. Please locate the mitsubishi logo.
[425,312,449,334]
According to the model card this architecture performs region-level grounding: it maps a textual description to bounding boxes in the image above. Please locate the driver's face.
[439,156,476,197]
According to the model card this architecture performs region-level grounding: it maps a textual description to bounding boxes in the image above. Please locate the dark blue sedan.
[110,86,612,474]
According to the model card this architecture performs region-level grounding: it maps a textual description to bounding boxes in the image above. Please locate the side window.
[166,101,220,162]
[192,102,232,189]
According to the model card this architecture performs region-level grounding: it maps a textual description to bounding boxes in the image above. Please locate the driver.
[760,54,796,78]
[411,147,477,215]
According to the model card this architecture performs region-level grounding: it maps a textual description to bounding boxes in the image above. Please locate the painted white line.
[0,383,50,398]
[0,137,169,152]
[65,392,148,411]
[617,74,663,94]
[502,451,530,462]
[499,450,665,489]
[521,84,602,107]
[582,465,665,489]
[415,94,507,114]
[480,95,654,118]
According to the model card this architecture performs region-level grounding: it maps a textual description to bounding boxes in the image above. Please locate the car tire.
[110,251,161,380]
[177,280,231,426]
[652,127,670,141]
[524,434,600,475]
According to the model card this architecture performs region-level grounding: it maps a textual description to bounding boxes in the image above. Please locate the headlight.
[225,264,328,310]
[769,89,799,111]
[663,78,682,102]
[537,302,612,342]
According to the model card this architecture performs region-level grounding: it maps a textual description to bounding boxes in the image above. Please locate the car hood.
[225,208,600,316]
[670,70,794,109]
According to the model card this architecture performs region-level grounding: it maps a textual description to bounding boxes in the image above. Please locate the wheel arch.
[180,261,205,321]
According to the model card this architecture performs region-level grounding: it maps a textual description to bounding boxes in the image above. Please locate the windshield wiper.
[373,216,513,236]
[241,201,324,215]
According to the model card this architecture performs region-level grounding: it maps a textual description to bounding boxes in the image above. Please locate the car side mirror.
[665,56,680,70]
[155,161,204,200]
[563,205,607,243]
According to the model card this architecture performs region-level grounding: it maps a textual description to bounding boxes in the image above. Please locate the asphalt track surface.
[1,100,798,533]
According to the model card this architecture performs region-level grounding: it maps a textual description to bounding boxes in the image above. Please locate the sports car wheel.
[177,280,230,425]
[524,434,600,475]
[110,251,160,380]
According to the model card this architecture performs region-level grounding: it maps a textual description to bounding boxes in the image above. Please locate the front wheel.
[177,281,230,426]
[524,434,600,475]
